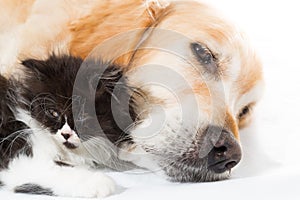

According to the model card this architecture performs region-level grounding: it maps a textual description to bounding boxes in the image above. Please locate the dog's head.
[115,1,263,182]
[69,0,263,182]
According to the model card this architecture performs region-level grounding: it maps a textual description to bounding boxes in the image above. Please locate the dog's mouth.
[207,159,239,174]
[156,148,239,182]
[133,128,241,182]
[161,158,231,182]
[119,117,241,182]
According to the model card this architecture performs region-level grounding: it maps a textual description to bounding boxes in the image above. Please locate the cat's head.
[19,55,135,150]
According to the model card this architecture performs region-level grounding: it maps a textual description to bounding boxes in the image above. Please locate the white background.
[1,0,300,199]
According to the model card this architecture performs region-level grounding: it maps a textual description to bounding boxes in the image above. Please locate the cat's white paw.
[51,170,116,198]
[71,172,116,198]
[92,173,116,198]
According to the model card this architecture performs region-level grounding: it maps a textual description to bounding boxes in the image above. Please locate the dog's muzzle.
[161,125,242,182]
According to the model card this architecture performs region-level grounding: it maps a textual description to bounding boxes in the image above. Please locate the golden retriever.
[0,0,263,183]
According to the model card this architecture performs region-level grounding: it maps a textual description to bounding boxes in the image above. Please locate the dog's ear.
[69,1,171,67]
[145,0,170,22]
[112,1,170,66]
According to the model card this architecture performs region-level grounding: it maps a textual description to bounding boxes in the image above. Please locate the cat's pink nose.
[61,133,71,140]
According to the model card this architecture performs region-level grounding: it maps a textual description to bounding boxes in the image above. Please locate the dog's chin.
[119,144,231,182]
[162,161,230,182]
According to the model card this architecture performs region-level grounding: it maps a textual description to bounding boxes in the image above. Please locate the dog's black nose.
[207,127,242,173]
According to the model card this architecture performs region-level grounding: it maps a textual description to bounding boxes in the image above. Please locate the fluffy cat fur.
[0,75,31,169]
[0,55,136,197]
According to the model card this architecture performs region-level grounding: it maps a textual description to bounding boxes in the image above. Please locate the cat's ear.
[21,59,47,76]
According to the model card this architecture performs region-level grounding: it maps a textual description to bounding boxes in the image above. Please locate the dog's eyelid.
[237,102,256,119]
[191,42,218,74]
[191,42,217,57]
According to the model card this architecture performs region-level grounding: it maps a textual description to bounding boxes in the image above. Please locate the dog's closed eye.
[238,103,255,119]
[191,42,218,74]
[238,105,250,119]
[237,103,255,128]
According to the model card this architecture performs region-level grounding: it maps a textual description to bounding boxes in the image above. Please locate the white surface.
[1,0,300,199]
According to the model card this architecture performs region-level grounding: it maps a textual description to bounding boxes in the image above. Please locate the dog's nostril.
[214,146,227,157]
[225,161,238,170]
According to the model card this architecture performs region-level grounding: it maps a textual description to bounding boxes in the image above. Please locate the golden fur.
[0,0,264,135]
[0,0,263,135]
[0,0,264,182]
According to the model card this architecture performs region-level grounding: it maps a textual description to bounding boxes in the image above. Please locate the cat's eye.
[191,42,218,73]
[48,109,60,118]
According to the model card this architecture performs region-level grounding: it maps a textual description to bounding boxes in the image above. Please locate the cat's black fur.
[0,55,136,196]
[0,75,32,169]
[19,54,136,144]
[14,183,54,196]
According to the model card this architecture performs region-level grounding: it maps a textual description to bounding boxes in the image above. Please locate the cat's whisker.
[58,104,71,118]
[0,129,31,143]
[0,129,32,157]
[81,137,135,171]
[114,135,133,146]
[28,96,57,115]
[81,137,118,157]
[30,93,55,104]
[4,135,29,157]
[0,116,4,127]
[104,88,120,104]
[112,119,146,146]
[56,94,72,101]
[62,99,73,114]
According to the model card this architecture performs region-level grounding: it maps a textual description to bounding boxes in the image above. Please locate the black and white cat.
[0,55,136,198]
